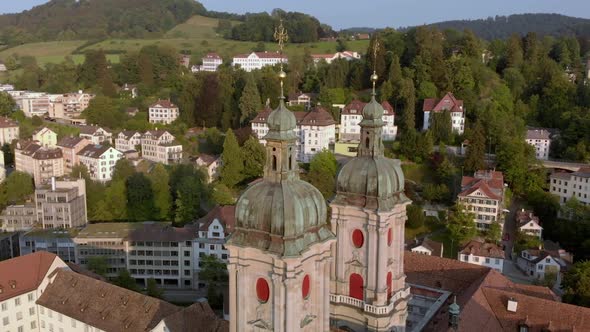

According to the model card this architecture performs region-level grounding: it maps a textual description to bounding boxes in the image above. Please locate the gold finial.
[274,19,288,99]
[371,37,380,96]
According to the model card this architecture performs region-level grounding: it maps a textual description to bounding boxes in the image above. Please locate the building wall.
[148,107,179,124]
[0,125,19,145]
[549,173,590,206]
[458,194,501,230]
[526,138,551,160]
[340,114,397,142]
[60,140,91,174]
[33,130,57,148]
[141,133,182,165]
[38,305,105,332]
[78,148,123,182]
[115,134,141,153]
[458,253,504,273]
[231,54,286,72]
[298,124,336,162]
[423,110,465,135]
[20,235,77,263]
[0,205,37,232]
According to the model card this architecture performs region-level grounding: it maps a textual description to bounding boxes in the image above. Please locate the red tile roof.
[197,205,236,235]
[459,240,505,259]
[251,106,273,124]
[150,100,177,109]
[0,251,59,302]
[422,92,464,113]
[459,170,504,200]
[204,53,221,60]
[341,100,395,115]
[298,106,336,126]
[0,116,18,128]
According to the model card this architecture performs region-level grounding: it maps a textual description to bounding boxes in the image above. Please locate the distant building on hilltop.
[192,52,223,72]
[231,51,287,72]
[311,51,361,64]
[149,100,179,124]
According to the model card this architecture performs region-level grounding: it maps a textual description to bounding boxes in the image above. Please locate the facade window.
[474,257,479,262]
[28,293,34,302]
[3,317,8,326]
[29,307,35,316]
[1,302,6,311]
[16,311,22,320]
[485,258,490,264]
[15,297,21,306]
[31,321,37,329]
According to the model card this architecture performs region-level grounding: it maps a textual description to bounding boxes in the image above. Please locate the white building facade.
[0,116,19,146]
[77,145,123,182]
[549,168,590,205]
[422,92,465,134]
[526,128,551,160]
[232,51,287,72]
[458,170,505,230]
[148,100,180,124]
[141,130,183,165]
[339,100,397,142]
[115,130,142,152]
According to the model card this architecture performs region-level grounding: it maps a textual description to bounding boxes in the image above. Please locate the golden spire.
[274,19,288,99]
[371,37,380,96]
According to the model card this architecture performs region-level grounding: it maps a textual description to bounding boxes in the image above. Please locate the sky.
[2,0,590,29]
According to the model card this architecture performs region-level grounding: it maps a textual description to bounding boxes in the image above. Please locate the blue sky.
[2,0,590,29]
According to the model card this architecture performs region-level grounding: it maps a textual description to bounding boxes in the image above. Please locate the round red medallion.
[388,228,393,246]
[256,278,270,303]
[302,275,310,299]
[352,229,364,248]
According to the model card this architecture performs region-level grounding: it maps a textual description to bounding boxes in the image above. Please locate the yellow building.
[32,127,58,148]
[334,141,359,157]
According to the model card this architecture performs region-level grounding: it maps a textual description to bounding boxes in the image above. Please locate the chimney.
[51,177,56,191]
[507,298,518,312]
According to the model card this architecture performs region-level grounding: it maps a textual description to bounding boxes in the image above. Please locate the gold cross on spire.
[371,37,380,96]
[274,19,288,99]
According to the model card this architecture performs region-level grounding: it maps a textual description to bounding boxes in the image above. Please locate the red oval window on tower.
[387,271,393,299]
[302,275,310,299]
[256,278,270,303]
[352,229,364,248]
[388,228,393,246]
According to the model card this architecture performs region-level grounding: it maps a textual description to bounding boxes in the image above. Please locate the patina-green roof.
[264,99,297,141]
[360,96,385,127]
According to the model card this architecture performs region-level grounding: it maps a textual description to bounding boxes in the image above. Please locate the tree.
[486,222,502,243]
[199,255,228,309]
[112,159,135,182]
[562,197,590,222]
[239,74,262,125]
[220,129,244,188]
[148,164,171,220]
[241,136,266,180]
[93,180,127,221]
[0,92,16,116]
[447,203,477,243]
[146,278,164,299]
[211,183,235,206]
[430,110,452,144]
[87,256,109,277]
[115,269,139,292]
[1,144,14,167]
[563,261,590,308]
[126,173,156,221]
[399,78,416,132]
[464,122,486,173]
[2,171,34,205]
[406,205,425,229]
[307,150,338,199]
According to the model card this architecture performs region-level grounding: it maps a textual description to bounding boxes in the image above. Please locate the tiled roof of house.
[409,238,444,257]
[250,106,274,124]
[57,136,87,149]
[526,128,551,140]
[423,92,464,113]
[459,170,504,200]
[36,269,180,332]
[550,171,572,180]
[573,167,590,178]
[0,116,18,128]
[77,125,111,135]
[197,153,219,166]
[204,52,222,60]
[233,51,287,59]
[516,209,541,228]
[158,302,229,332]
[144,130,171,139]
[0,251,59,302]
[298,106,336,126]
[77,144,111,159]
[150,100,177,109]
[33,147,63,160]
[17,140,42,156]
[197,205,236,235]
[119,130,141,139]
[341,100,395,115]
[459,240,505,259]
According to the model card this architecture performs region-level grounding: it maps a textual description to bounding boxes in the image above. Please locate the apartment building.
[115,130,142,152]
[56,136,91,174]
[458,240,505,273]
[14,92,50,117]
[148,100,180,124]
[192,52,223,72]
[0,116,19,145]
[35,178,87,229]
[516,209,543,239]
[77,125,112,145]
[193,206,235,282]
[526,128,552,160]
[0,204,37,232]
[287,92,315,107]
[232,51,287,72]
[48,91,94,120]
[549,168,590,206]
[339,99,397,141]
[15,140,64,185]
[251,105,336,162]
[141,130,183,165]
[77,145,123,182]
[422,92,465,134]
[458,170,505,230]
[195,154,222,183]
[19,228,78,263]
[32,127,57,148]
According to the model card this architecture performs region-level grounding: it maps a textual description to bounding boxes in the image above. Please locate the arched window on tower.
[272,155,277,171]
[349,273,364,301]
[365,137,370,149]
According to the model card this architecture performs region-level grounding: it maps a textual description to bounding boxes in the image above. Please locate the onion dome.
[265,100,297,141]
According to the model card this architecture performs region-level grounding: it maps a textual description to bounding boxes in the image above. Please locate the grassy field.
[0,15,369,67]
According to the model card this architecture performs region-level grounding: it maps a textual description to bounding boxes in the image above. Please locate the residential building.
[251,105,337,162]
[77,145,123,182]
[196,154,222,183]
[141,130,183,165]
[458,240,505,273]
[0,204,37,232]
[115,130,142,152]
[311,51,361,64]
[56,136,91,174]
[287,91,315,107]
[0,252,68,332]
[516,209,543,239]
[179,54,191,68]
[48,91,94,120]
[408,238,444,257]
[75,222,197,288]
[422,92,465,134]
[149,100,180,124]
[0,116,19,145]
[517,240,573,286]
[14,92,50,117]
[194,206,235,282]
[199,52,223,72]
[34,178,87,229]
[526,128,552,160]
[339,99,397,141]
[231,51,288,72]
[19,228,78,263]
[121,83,138,98]
[549,168,590,205]
[15,140,64,185]
[458,170,505,230]
[126,106,139,116]
[32,127,57,148]
[77,125,112,145]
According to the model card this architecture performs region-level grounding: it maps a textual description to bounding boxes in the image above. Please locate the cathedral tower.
[329,68,411,330]
[226,21,336,332]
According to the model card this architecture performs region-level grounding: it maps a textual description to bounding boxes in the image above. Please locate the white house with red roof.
[311,51,361,64]
[192,53,223,72]
[251,105,336,162]
[149,100,180,124]
[458,170,505,230]
[194,206,235,282]
[340,99,397,141]
[141,130,183,165]
[422,92,465,134]
[458,240,505,273]
[525,128,552,160]
[231,51,287,72]
[516,209,543,239]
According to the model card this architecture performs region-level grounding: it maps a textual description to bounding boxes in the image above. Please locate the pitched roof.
[57,136,88,149]
[233,51,287,59]
[159,302,228,332]
[459,240,505,259]
[409,238,443,257]
[459,170,504,200]
[197,153,219,166]
[516,209,542,228]
[119,130,141,139]
[526,129,551,140]
[204,52,222,60]
[150,100,177,109]
[77,125,111,135]
[36,269,180,332]
[0,116,18,128]
[422,92,464,113]
[144,130,172,139]
[0,251,59,302]
[77,144,112,158]
[250,106,273,124]
[33,147,63,160]
[341,100,395,115]
[197,205,236,235]
[573,167,590,178]
[298,106,336,126]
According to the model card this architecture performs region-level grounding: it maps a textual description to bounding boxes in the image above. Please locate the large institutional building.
[231,51,288,72]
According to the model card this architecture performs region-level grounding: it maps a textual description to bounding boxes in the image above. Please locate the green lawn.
[405,216,445,241]
[401,163,437,184]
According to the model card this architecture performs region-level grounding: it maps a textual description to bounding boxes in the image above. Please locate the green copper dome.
[265,100,297,141]
[360,96,385,126]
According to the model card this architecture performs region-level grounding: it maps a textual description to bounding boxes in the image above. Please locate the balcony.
[329,287,411,315]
